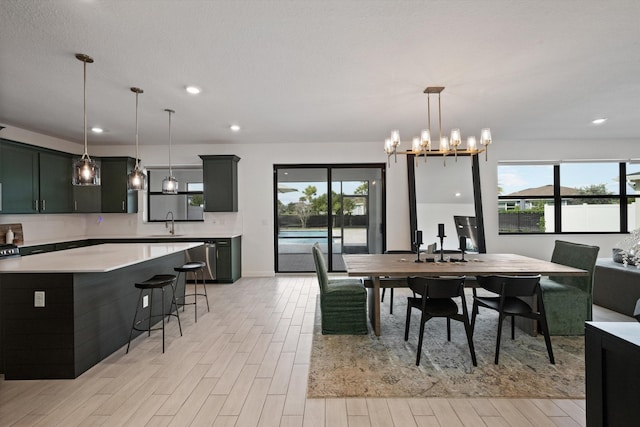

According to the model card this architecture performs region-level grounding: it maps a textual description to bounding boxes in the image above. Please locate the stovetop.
[0,243,20,258]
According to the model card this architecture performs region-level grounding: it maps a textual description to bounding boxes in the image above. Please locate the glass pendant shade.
[162,176,179,194]
[127,167,146,190]
[73,156,100,185]
[72,53,100,186]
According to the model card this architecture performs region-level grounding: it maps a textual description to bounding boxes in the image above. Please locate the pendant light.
[127,87,147,190]
[162,108,178,194]
[72,53,100,185]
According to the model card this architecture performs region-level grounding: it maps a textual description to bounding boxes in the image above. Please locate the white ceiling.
[1,0,639,148]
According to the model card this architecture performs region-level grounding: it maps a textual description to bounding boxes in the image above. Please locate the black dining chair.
[471,274,554,365]
[404,276,477,366]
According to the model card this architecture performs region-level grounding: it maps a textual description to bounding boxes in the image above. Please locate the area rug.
[307,289,585,398]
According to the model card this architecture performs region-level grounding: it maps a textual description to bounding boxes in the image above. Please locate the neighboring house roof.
[627,172,640,181]
[503,185,580,197]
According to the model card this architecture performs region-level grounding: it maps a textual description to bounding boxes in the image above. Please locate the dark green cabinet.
[0,140,72,214]
[39,151,73,213]
[73,185,101,213]
[214,236,241,283]
[200,155,240,212]
[100,157,137,213]
[0,141,39,213]
[73,157,101,213]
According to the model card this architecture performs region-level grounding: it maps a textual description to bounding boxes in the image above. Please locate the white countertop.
[0,242,203,273]
[18,234,241,247]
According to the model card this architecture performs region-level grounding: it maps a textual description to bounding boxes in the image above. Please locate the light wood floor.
[0,276,633,426]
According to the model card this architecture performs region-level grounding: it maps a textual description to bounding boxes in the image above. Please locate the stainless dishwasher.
[186,241,216,282]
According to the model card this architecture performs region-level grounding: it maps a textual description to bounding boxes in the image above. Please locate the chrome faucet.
[165,211,175,235]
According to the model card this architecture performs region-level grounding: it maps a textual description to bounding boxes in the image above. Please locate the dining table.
[343,252,588,336]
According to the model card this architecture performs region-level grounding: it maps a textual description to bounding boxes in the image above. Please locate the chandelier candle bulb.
[467,136,477,151]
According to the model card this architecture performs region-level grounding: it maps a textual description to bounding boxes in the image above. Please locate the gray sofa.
[593,258,640,317]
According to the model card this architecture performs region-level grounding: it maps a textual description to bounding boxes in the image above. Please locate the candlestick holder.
[438,235,446,262]
[413,241,423,263]
[457,235,468,262]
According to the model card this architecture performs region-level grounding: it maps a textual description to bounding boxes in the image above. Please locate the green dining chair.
[540,240,599,335]
[312,243,368,335]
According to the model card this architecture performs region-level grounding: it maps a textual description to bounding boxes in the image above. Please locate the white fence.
[544,203,638,232]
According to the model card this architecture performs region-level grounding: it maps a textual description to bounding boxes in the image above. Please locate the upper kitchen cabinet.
[200,155,240,212]
[0,139,72,214]
[100,157,138,213]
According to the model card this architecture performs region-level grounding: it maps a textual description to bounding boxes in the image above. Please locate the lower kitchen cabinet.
[213,236,241,283]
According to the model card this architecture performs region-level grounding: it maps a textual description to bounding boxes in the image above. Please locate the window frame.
[146,168,205,223]
[498,161,631,234]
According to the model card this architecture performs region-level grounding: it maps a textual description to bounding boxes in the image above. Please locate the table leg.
[367,276,381,336]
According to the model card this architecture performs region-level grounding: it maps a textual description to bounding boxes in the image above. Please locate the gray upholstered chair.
[540,240,599,335]
[312,243,368,335]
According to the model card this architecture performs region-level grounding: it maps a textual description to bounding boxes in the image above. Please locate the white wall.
[2,125,639,274]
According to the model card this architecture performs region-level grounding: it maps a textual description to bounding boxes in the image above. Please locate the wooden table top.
[343,253,587,277]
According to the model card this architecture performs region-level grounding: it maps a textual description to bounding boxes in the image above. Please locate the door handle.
[42,199,46,211]
[35,199,39,211]
[122,201,125,211]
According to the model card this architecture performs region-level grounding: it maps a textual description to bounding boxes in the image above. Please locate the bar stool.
[174,261,210,322]
[126,274,181,354]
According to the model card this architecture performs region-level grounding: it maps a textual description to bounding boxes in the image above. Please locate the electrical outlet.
[34,291,45,307]
[143,295,149,308]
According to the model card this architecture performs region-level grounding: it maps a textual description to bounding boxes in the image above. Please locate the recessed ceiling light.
[455,192,461,197]
[230,124,241,132]
[91,127,103,133]
[185,86,201,94]
[592,118,607,125]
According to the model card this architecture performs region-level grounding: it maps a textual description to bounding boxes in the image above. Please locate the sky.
[498,163,640,196]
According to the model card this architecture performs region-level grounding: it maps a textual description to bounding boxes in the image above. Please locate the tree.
[568,184,615,205]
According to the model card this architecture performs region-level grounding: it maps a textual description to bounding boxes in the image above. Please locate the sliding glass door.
[274,164,385,273]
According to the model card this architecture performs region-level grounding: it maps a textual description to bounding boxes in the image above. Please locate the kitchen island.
[0,242,203,380]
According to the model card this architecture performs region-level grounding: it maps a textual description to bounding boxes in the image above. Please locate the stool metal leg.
[169,280,182,336]
[148,289,153,336]
[126,289,144,354]
[161,287,166,353]
[200,267,210,312]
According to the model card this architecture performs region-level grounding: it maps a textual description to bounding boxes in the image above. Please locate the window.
[147,168,204,221]
[498,161,634,234]
[274,164,385,273]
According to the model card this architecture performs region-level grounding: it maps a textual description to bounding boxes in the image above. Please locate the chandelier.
[384,86,492,166]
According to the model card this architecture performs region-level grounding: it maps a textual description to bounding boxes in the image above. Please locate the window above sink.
[147,167,204,222]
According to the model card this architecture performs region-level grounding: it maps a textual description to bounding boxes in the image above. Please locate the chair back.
[408,276,465,299]
[477,274,541,297]
[549,240,599,292]
[312,243,328,293]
